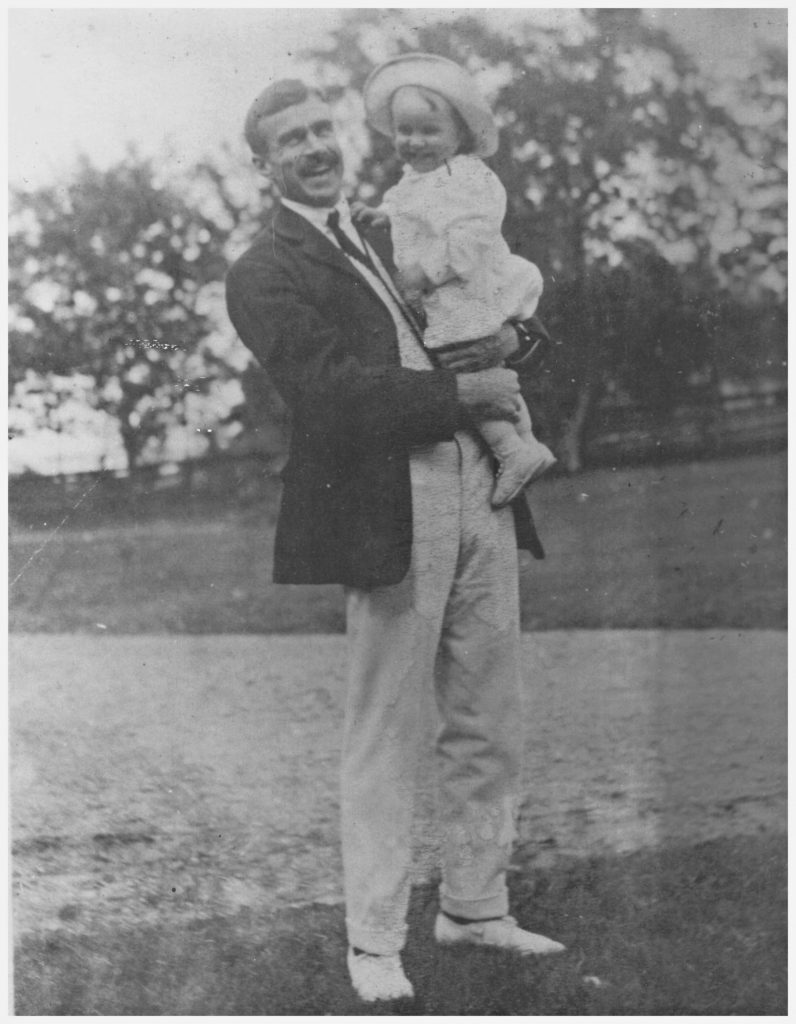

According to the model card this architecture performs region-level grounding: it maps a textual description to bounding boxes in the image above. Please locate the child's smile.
[391,87,463,174]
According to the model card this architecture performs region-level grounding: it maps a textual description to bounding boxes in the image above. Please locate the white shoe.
[346,948,414,1002]
[492,444,557,507]
[434,913,566,956]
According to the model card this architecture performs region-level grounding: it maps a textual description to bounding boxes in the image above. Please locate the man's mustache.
[300,153,341,174]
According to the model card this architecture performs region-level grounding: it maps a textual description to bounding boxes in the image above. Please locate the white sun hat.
[363,52,499,158]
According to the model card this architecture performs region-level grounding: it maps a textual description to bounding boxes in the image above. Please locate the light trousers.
[342,432,524,954]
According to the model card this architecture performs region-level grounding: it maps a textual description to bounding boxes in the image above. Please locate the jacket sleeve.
[226,252,463,456]
[507,315,558,376]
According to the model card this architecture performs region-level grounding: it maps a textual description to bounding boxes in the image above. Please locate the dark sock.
[442,910,503,926]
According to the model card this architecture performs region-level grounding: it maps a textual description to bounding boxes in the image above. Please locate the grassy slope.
[9,452,787,633]
[15,834,786,1015]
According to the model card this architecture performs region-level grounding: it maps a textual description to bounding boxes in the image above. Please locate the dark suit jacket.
[226,202,545,588]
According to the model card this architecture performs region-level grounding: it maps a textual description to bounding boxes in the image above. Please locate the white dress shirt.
[280,196,433,372]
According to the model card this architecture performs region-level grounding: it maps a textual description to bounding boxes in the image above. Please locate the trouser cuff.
[438,887,509,922]
[346,918,407,956]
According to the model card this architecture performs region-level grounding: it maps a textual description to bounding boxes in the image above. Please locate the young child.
[360,53,556,507]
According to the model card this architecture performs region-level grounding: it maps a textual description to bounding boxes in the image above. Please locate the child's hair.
[389,85,476,155]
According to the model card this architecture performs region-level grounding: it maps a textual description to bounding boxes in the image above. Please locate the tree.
[540,239,703,468]
[10,13,784,474]
[303,9,785,468]
[706,46,787,306]
[8,151,252,470]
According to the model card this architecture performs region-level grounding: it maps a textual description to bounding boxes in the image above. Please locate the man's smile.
[301,156,340,179]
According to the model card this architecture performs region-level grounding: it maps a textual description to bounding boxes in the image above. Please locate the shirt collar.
[281,195,351,232]
[400,155,463,182]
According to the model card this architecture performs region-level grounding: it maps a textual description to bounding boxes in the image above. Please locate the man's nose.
[304,130,328,153]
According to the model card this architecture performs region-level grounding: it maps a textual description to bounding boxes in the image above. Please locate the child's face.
[390,87,463,174]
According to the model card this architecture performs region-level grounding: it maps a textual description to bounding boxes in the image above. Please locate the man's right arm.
[434,317,553,374]
[455,368,523,424]
[226,253,521,453]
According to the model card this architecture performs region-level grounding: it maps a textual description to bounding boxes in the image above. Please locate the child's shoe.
[492,443,556,507]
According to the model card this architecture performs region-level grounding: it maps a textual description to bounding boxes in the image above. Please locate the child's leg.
[514,399,558,468]
[514,397,533,446]
[478,397,556,508]
[421,298,556,504]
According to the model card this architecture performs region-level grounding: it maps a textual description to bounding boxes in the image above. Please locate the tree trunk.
[558,381,595,473]
[120,423,140,474]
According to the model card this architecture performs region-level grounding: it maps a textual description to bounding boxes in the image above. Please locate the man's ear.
[252,153,272,180]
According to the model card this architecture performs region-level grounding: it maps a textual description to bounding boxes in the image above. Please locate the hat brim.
[363,53,498,158]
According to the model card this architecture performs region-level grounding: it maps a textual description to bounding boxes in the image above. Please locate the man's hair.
[244,79,327,156]
[390,85,475,155]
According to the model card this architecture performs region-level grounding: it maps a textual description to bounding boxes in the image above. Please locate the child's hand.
[401,286,425,314]
[398,264,429,310]
[398,263,428,295]
[350,202,390,229]
[396,265,428,312]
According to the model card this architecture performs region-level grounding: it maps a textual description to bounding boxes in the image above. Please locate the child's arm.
[415,166,503,288]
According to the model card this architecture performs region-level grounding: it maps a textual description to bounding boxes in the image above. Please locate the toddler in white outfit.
[361,53,556,506]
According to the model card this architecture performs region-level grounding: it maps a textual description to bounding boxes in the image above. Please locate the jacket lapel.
[358,224,396,278]
[273,203,369,285]
[272,202,426,338]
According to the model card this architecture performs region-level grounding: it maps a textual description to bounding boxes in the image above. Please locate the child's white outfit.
[381,153,556,505]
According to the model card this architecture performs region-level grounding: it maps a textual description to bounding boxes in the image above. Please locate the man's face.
[257,97,344,207]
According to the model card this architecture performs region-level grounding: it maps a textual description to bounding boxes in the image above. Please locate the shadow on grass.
[15,833,786,1015]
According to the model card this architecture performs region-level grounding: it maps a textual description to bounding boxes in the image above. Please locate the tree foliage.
[9,151,259,469]
[8,12,786,474]
[305,9,786,466]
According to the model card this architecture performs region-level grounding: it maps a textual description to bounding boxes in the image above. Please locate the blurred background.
[8,8,787,634]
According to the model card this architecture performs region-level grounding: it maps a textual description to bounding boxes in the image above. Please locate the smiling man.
[226,78,564,1004]
[245,85,344,207]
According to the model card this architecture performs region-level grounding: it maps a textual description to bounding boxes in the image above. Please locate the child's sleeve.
[379,185,398,221]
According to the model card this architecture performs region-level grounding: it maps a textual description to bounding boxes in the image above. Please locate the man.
[226,79,564,1004]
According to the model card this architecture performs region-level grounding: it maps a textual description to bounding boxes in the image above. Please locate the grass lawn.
[15,833,786,1015]
[9,451,786,632]
[11,452,787,1015]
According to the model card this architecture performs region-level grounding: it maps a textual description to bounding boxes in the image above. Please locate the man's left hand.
[434,323,519,372]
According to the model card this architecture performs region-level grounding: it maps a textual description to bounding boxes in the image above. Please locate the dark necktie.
[327,209,374,270]
[327,209,426,343]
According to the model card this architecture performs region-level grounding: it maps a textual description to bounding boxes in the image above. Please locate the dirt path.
[11,631,786,940]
